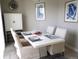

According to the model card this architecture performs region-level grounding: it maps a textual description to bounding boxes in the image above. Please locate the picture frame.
[65,1,77,22]
[36,2,45,20]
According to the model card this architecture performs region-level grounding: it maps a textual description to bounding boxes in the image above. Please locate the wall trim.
[66,44,78,53]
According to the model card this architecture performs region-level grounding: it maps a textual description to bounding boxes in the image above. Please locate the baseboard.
[65,44,78,53]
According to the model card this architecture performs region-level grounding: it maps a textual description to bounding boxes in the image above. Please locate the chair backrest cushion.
[10,28,22,48]
[55,27,67,39]
[46,26,55,35]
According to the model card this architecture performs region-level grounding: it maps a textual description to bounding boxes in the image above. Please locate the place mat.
[45,35,60,39]
[29,36,41,42]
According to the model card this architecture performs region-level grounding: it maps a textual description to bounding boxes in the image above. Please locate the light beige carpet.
[4,43,78,59]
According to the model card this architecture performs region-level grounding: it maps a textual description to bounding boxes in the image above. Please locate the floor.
[4,43,78,59]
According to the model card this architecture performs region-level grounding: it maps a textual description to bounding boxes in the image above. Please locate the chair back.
[55,27,67,39]
[46,26,55,35]
[10,28,22,49]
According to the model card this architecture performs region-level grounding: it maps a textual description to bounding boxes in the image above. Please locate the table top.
[21,31,65,48]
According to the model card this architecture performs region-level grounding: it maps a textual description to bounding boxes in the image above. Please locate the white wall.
[20,0,58,32]
[0,5,5,59]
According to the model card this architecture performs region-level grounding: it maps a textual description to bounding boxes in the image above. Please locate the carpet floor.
[4,43,78,59]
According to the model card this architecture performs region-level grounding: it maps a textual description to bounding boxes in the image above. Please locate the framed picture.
[65,1,77,22]
[36,2,45,20]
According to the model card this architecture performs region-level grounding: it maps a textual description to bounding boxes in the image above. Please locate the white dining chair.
[46,26,55,35]
[55,27,67,39]
[47,27,67,55]
[10,28,40,59]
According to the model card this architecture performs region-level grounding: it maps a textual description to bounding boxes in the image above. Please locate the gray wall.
[19,0,58,32]
[58,0,78,51]
[1,0,78,51]
[1,0,58,31]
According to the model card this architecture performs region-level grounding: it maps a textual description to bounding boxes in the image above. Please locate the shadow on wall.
[65,30,78,49]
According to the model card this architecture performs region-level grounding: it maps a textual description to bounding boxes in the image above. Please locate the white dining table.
[21,31,65,48]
